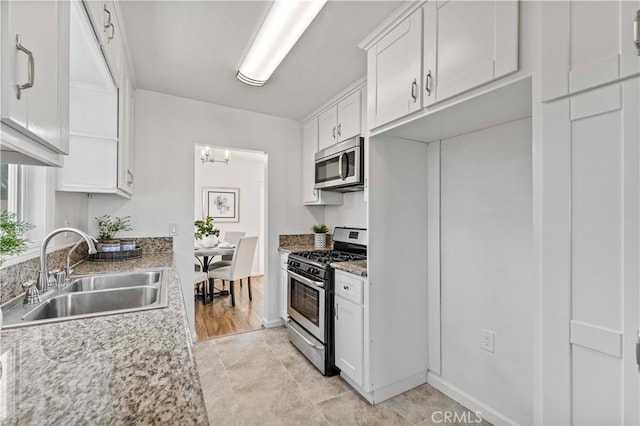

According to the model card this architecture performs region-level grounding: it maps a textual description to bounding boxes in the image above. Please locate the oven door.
[287,270,326,343]
[314,146,362,190]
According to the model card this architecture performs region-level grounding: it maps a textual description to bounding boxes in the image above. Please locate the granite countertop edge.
[0,252,209,424]
[277,244,333,254]
[331,260,368,277]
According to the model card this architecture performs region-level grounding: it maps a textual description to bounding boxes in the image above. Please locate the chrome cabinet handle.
[15,35,34,100]
[104,5,112,28]
[411,78,417,102]
[337,123,342,137]
[335,303,339,320]
[127,170,134,186]
[332,126,336,139]
[636,329,640,370]
[107,23,115,41]
[425,70,433,96]
[634,10,640,55]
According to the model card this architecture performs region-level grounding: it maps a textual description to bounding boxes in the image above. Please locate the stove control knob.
[307,267,312,273]
[314,268,320,274]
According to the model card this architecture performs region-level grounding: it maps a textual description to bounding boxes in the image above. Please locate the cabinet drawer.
[335,270,363,305]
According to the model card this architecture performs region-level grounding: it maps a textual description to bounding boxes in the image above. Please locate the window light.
[236,0,327,86]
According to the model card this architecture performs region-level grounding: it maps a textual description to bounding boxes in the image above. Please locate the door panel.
[541,78,639,424]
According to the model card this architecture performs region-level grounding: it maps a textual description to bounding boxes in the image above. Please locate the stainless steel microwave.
[314,137,364,192]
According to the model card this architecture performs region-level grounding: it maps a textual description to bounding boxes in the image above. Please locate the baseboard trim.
[342,369,428,404]
[262,317,285,328]
[427,372,519,425]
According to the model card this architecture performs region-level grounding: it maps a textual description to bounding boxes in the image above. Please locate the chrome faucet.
[38,228,98,293]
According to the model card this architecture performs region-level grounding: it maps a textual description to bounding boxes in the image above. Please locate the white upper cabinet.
[318,90,362,150]
[423,0,519,106]
[0,0,69,165]
[541,0,640,101]
[302,117,343,206]
[58,0,134,198]
[302,118,320,204]
[83,0,123,86]
[366,8,423,129]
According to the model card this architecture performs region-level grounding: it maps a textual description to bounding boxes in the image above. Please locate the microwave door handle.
[341,152,349,180]
[338,154,344,180]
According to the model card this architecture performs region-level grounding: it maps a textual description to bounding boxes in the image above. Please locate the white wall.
[88,89,323,335]
[324,191,366,230]
[438,118,533,424]
[54,190,89,247]
[194,147,265,274]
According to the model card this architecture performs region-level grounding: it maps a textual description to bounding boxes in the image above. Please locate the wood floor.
[194,275,264,341]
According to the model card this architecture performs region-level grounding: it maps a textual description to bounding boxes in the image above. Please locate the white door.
[318,106,337,151]
[336,90,361,142]
[335,296,364,387]
[367,8,422,129]
[541,0,640,101]
[302,118,319,204]
[423,0,518,105]
[541,78,640,424]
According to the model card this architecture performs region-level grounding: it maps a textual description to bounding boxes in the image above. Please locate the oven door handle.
[287,319,325,350]
[288,270,325,289]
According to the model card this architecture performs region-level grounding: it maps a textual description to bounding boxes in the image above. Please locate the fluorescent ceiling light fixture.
[237,0,327,86]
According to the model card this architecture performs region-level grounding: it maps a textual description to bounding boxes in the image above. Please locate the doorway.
[193,145,267,340]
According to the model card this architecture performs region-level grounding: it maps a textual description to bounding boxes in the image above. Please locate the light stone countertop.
[0,252,209,425]
[331,260,368,277]
[277,244,333,254]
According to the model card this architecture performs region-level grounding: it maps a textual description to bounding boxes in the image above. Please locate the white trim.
[262,317,284,328]
[342,369,428,404]
[358,1,426,51]
[427,372,519,426]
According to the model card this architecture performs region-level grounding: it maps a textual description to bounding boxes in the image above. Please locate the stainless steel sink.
[62,271,162,292]
[1,268,168,329]
[23,287,159,321]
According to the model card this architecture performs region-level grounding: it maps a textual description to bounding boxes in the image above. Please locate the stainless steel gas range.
[286,227,367,375]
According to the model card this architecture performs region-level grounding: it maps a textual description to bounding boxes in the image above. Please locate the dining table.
[194,245,236,303]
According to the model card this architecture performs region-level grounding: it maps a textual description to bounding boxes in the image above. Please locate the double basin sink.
[1,269,168,329]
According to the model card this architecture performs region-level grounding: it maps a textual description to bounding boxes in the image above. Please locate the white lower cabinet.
[280,252,289,321]
[334,269,365,388]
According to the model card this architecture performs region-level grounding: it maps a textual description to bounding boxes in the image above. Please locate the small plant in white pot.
[95,215,132,252]
[195,216,220,248]
[312,224,329,248]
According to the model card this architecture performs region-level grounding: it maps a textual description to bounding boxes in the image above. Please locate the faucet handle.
[22,280,40,305]
[48,269,60,288]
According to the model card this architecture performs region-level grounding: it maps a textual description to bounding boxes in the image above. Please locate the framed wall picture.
[203,187,240,222]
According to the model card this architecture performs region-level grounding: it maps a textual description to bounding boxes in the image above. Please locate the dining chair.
[208,236,258,307]
[208,231,246,287]
[194,271,209,300]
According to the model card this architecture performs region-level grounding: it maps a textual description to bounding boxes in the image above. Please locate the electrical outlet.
[481,329,495,353]
[169,223,179,236]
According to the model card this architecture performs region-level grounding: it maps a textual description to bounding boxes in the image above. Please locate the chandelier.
[200,147,230,165]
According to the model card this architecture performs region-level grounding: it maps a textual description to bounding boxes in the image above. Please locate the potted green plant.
[194,216,220,248]
[312,223,329,248]
[0,211,34,266]
[95,215,133,252]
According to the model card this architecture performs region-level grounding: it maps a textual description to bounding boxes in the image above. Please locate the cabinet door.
[541,79,640,424]
[336,90,361,142]
[318,106,337,151]
[424,0,518,104]
[335,296,364,386]
[118,67,134,195]
[102,1,122,85]
[1,0,67,153]
[367,8,422,129]
[302,118,319,203]
[542,0,640,101]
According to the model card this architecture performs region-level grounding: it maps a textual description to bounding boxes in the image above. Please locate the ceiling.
[119,1,403,120]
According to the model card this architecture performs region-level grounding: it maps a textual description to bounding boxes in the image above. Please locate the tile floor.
[194,327,492,426]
